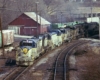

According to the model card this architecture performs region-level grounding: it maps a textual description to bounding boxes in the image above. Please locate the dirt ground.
[69,39,100,80]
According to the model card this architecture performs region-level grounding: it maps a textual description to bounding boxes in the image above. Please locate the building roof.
[24,12,51,25]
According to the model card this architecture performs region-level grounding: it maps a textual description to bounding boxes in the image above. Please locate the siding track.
[3,66,28,80]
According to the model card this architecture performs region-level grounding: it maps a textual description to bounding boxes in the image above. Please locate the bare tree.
[16,0,35,12]
[43,0,62,15]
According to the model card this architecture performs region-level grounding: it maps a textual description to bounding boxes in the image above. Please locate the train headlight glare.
[23,48,28,54]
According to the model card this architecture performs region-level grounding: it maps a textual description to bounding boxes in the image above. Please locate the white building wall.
[8,25,20,34]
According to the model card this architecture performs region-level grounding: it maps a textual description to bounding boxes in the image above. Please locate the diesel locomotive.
[16,28,79,66]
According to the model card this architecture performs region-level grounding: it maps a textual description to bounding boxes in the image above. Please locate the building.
[8,12,51,36]
[64,0,100,22]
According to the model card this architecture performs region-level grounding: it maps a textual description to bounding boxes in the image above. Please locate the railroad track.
[2,40,86,80]
[2,41,69,80]
[49,40,88,80]
[3,66,29,80]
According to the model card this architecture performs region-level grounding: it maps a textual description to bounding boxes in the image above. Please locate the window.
[93,13,96,17]
[22,43,33,46]
[97,13,100,17]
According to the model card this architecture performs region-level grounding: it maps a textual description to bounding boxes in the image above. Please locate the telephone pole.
[60,12,63,26]
[91,0,93,22]
[0,15,4,57]
[36,2,39,37]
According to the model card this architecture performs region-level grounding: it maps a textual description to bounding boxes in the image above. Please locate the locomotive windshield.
[20,40,36,47]
[22,42,32,46]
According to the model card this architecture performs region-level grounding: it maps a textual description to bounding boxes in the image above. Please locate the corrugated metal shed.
[24,12,51,25]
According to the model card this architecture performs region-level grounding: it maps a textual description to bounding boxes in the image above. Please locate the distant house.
[8,12,51,36]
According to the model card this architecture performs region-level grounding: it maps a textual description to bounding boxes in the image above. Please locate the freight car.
[76,22,99,38]
[0,30,14,47]
[16,28,78,66]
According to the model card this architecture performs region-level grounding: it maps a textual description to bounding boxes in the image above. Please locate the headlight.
[23,48,28,54]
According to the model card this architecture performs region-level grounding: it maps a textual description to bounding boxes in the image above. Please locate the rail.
[53,40,88,80]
